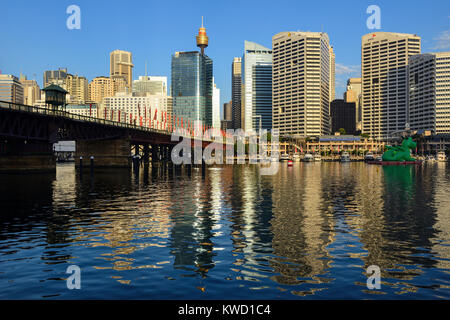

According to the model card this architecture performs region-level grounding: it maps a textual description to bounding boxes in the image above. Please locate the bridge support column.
[143,144,150,164]
[0,139,55,172]
[75,138,131,168]
[151,144,159,163]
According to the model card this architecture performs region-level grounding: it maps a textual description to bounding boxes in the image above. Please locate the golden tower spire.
[196,16,209,55]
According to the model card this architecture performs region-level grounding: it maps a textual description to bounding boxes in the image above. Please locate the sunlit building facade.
[242,41,273,132]
[171,51,213,128]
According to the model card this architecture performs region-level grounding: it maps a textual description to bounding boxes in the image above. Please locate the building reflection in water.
[432,163,450,272]
[168,169,217,279]
[269,162,334,290]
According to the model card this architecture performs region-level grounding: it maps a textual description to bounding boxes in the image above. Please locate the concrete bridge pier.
[75,138,131,168]
[151,144,160,163]
[0,139,55,172]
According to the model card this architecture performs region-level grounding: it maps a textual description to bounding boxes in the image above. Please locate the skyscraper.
[361,32,421,139]
[43,68,67,88]
[409,51,450,134]
[171,20,213,129]
[345,78,362,131]
[231,57,242,129]
[330,99,356,135]
[110,50,134,93]
[242,41,273,132]
[330,46,336,102]
[272,31,333,137]
[212,79,221,130]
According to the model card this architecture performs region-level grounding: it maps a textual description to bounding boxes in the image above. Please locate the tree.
[360,133,370,139]
[339,128,346,135]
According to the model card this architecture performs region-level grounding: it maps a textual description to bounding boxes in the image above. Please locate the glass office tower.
[242,41,273,132]
[171,51,213,127]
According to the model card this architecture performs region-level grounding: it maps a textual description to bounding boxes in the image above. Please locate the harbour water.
[0,162,449,299]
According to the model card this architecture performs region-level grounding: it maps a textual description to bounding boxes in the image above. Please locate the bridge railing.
[0,100,172,135]
[0,100,219,142]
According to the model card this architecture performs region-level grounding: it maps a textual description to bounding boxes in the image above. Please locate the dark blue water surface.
[0,162,449,299]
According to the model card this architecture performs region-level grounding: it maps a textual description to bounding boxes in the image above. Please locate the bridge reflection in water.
[0,162,449,299]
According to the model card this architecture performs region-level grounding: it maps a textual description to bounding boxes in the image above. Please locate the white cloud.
[432,30,450,50]
[335,63,360,75]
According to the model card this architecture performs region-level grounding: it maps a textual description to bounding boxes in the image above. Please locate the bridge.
[0,100,218,172]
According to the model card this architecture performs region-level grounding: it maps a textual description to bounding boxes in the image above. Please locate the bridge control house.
[42,84,68,110]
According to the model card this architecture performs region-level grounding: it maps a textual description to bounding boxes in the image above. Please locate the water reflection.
[0,162,449,299]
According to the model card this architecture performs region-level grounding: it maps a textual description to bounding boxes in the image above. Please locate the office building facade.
[110,50,134,93]
[133,76,167,96]
[361,32,421,139]
[344,78,362,131]
[231,57,242,129]
[409,52,450,134]
[171,51,213,128]
[0,74,24,104]
[212,79,220,130]
[43,68,67,88]
[19,75,41,106]
[242,41,273,132]
[330,99,356,135]
[272,31,333,137]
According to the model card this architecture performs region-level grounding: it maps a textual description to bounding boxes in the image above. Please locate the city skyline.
[1,0,449,110]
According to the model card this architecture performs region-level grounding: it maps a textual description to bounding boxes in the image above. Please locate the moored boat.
[437,151,447,162]
[340,152,351,162]
[364,152,375,162]
[303,153,314,162]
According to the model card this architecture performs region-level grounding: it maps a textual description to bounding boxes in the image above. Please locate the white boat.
[314,154,322,162]
[280,153,290,162]
[376,156,383,162]
[293,154,301,162]
[303,153,314,162]
[437,151,447,162]
[364,152,375,162]
[341,152,351,162]
[425,155,437,162]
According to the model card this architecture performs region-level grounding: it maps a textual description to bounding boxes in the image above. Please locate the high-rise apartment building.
[65,74,88,104]
[231,57,242,129]
[0,74,24,104]
[409,52,450,134]
[242,41,273,132]
[19,75,41,106]
[361,32,421,139]
[110,50,134,93]
[89,76,112,104]
[272,31,333,137]
[133,76,167,96]
[345,78,362,131]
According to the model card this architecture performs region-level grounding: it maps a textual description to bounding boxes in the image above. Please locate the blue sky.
[1,0,449,113]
